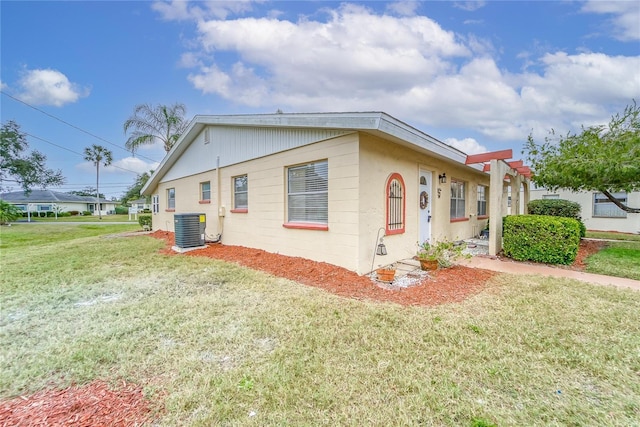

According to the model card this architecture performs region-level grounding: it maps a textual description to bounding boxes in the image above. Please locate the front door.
[419,169,432,244]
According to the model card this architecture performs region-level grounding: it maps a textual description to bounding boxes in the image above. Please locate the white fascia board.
[141,111,484,195]
[193,112,383,130]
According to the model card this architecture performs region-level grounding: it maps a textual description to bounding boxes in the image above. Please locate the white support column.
[522,180,530,214]
[489,159,510,256]
[510,176,521,215]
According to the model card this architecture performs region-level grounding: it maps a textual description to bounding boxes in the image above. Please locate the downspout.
[206,155,223,243]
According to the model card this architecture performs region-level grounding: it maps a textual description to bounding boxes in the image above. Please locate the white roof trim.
[142,111,483,195]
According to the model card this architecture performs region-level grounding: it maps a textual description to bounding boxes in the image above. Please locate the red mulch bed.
[0,380,153,427]
[572,239,607,269]
[151,230,496,307]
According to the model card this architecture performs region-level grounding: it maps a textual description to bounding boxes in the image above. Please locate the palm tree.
[123,103,188,154]
[84,144,112,220]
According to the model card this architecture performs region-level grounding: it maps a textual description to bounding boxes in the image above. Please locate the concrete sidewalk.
[462,256,640,291]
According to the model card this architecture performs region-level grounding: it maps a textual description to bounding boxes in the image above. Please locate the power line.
[25,132,143,175]
[1,90,161,163]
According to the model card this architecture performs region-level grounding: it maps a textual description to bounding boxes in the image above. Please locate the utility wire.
[1,90,161,163]
[25,132,142,175]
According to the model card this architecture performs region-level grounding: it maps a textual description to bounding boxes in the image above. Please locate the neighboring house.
[0,190,117,217]
[141,112,528,274]
[528,188,640,234]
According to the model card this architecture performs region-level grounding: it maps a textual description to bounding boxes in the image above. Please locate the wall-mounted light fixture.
[370,227,388,274]
[438,173,447,184]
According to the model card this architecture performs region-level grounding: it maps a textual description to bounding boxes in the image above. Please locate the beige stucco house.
[142,112,524,274]
[527,187,639,234]
[1,190,117,217]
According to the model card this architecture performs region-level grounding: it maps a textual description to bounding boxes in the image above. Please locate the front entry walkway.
[377,239,639,291]
[462,256,640,291]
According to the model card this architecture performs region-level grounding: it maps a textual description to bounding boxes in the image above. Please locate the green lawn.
[585,241,640,280]
[1,224,639,426]
[22,213,138,223]
[585,230,640,242]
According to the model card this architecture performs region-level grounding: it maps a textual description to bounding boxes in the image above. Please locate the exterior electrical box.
[174,213,206,248]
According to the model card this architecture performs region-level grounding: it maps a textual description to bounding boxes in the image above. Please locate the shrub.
[68,210,80,216]
[0,200,21,224]
[142,208,151,214]
[115,205,128,215]
[503,215,581,265]
[138,215,152,229]
[528,199,586,237]
[57,211,71,217]
[82,211,92,216]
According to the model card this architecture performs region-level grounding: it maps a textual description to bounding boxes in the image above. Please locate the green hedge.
[138,215,152,229]
[114,205,129,215]
[503,215,581,265]
[528,199,586,237]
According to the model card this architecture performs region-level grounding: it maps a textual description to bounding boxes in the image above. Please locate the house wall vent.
[174,213,206,248]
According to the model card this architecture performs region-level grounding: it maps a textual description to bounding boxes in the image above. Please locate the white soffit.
[142,112,484,194]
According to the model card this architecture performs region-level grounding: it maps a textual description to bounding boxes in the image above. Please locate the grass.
[1,225,640,426]
[22,214,138,223]
[585,241,640,280]
[0,223,140,251]
[585,230,640,242]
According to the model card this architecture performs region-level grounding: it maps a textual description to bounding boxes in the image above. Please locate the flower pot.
[419,258,438,271]
[376,268,396,282]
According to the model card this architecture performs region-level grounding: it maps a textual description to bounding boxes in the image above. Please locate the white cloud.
[189,4,469,107]
[179,52,204,68]
[109,157,160,175]
[165,2,639,144]
[0,80,6,91]
[152,0,256,21]
[582,1,640,41]
[77,157,159,175]
[17,68,89,107]
[453,1,486,12]
[445,137,487,155]
[386,1,420,17]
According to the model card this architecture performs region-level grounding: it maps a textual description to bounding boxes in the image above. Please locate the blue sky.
[1,1,639,199]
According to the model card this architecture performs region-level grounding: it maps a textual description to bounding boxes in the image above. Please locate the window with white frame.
[200,181,211,202]
[152,195,159,214]
[287,160,328,223]
[593,192,627,218]
[450,179,466,219]
[477,185,487,217]
[386,173,405,234]
[167,188,175,210]
[233,175,248,210]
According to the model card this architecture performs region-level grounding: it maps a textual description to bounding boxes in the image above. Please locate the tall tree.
[0,120,65,194]
[83,144,112,220]
[122,171,153,203]
[524,102,640,213]
[68,187,105,199]
[123,103,188,154]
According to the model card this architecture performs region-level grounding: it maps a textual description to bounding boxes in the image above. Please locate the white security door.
[419,169,432,244]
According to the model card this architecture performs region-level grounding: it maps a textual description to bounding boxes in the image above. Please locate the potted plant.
[416,241,439,271]
[417,239,468,270]
[376,264,396,282]
[480,219,489,239]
